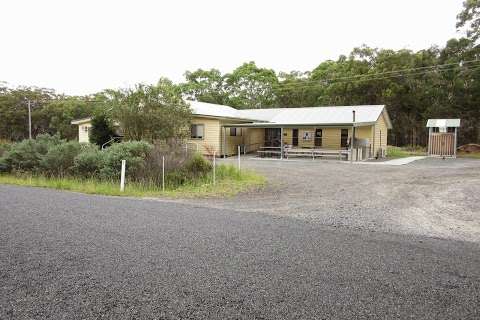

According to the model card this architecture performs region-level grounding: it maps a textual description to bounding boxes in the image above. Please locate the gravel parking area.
[181,157,480,243]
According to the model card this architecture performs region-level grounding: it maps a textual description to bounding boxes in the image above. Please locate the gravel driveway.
[181,157,480,243]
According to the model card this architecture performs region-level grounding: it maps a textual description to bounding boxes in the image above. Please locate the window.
[82,126,90,133]
[229,128,241,136]
[341,129,349,148]
[190,124,204,139]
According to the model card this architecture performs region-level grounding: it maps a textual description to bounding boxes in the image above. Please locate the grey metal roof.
[238,105,389,127]
[187,100,262,121]
[426,119,461,128]
[188,100,391,128]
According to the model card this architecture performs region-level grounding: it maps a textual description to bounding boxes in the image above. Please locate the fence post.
[120,160,126,192]
[237,145,241,171]
[162,156,165,192]
[213,151,216,185]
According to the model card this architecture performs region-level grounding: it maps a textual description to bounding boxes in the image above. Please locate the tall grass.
[0,164,265,198]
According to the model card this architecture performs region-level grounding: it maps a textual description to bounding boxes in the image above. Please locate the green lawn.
[387,146,426,159]
[0,165,265,198]
[457,151,480,159]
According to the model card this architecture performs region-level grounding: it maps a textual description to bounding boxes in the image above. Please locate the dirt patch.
[458,143,480,153]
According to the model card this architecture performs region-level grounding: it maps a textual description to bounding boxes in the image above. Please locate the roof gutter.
[222,122,376,128]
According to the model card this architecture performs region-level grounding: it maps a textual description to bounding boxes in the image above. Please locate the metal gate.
[429,133,455,157]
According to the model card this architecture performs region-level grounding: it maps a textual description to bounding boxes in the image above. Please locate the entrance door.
[340,129,349,148]
[265,128,281,147]
[292,129,299,146]
[314,129,322,147]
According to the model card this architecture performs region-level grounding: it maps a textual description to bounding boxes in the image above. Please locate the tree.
[224,62,279,109]
[275,71,317,108]
[181,69,229,105]
[109,79,192,141]
[35,98,97,140]
[89,113,115,147]
[0,86,55,141]
[457,0,480,42]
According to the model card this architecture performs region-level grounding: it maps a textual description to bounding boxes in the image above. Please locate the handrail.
[101,137,121,150]
[185,142,199,152]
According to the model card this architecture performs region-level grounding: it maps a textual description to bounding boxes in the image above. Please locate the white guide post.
[162,156,165,192]
[213,151,216,185]
[237,145,241,171]
[120,160,126,192]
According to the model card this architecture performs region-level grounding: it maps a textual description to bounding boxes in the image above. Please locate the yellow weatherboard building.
[72,100,392,160]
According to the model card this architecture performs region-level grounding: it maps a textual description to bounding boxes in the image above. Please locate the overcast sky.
[1,0,465,95]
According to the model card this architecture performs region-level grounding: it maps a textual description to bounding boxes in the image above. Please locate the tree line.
[1,1,479,146]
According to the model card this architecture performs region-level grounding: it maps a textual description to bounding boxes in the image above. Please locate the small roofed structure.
[426,119,461,157]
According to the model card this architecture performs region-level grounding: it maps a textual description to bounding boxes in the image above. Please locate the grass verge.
[457,151,480,159]
[0,164,266,198]
[387,145,426,159]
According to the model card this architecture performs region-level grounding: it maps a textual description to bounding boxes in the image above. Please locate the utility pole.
[27,99,32,139]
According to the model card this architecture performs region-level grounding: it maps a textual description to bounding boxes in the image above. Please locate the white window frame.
[190,124,205,139]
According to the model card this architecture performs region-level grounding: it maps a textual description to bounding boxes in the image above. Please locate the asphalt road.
[1,185,479,319]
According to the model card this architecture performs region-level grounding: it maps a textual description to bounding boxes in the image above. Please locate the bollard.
[120,160,126,192]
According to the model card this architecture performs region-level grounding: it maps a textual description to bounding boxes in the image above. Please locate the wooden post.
[213,151,216,185]
[454,127,458,158]
[351,110,355,162]
[237,145,241,170]
[223,126,227,158]
[427,127,432,156]
[162,156,165,192]
[120,160,126,192]
[280,127,284,160]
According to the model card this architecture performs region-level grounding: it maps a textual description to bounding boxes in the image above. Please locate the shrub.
[166,153,212,187]
[0,140,11,157]
[40,141,82,176]
[73,146,105,178]
[0,135,216,190]
[184,153,212,178]
[0,134,63,173]
[100,141,152,179]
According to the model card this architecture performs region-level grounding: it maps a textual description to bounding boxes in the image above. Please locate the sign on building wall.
[303,131,313,140]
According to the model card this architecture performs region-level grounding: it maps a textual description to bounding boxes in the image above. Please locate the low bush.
[166,153,212,187]
[40,141,82,176]
[0,135,219,190]
[0,134,64,173]
[73,145,105,178]
[100,141,152,179]
[0,140,11,157]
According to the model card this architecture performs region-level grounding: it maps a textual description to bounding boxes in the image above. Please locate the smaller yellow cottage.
[72,100,392,160]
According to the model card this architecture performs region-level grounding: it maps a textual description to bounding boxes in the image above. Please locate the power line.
[273,63,480,91]
[273,59,480,89]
